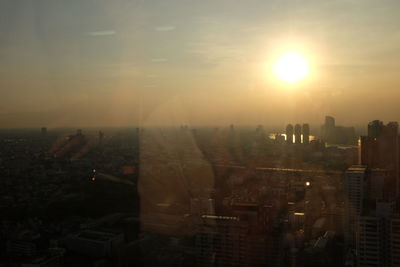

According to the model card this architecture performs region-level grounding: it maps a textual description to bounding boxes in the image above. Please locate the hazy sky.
[1,0,400,128]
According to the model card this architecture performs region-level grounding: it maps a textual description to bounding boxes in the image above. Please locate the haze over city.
[1,0,400,127]
[4,1,400,267]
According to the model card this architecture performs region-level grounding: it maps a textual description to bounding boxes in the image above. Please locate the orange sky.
[1,0,400,127]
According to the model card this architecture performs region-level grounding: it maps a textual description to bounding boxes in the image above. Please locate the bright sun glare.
[274,52,309,83]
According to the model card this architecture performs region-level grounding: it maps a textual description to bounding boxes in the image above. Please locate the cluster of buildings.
[4,118,400,266]
[191,165,344,267]
[284,123,310,144]
[137,122,364,266]
[344,120,400,266]
[322,116,357,145]
[278,116,356,146]
[0,128,139,266]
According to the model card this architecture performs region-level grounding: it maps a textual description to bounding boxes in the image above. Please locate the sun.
[274,52,309,83]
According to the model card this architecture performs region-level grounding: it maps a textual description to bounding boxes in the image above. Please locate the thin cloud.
[86,30,116,36]
[155,26,176,32]
[151,58,168,63]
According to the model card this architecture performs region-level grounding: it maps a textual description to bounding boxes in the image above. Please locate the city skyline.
[3,1,400,266]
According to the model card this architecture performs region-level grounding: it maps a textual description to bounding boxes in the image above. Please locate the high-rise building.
[286,124,294,144]
[98,131,104,145]
[41,127,47,137]
[356,202,400,267]
[357,215,381,266]
[344,165,367,248]
[323,116,335,141]
[322,116,356,145]
[196,202,281,267]
[346,121,400,266]
[294,124,302,144]
[196,215,268,267]
[368,120,384,139]
[388,216,400,267]
[302,124,310,145]
[360,121,399,198]
[325,116,335,130]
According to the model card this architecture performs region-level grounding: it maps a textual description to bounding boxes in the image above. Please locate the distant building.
[286,124,294,144]
[321,116,356,145]
[325,116,335,134]
[99,131,104,145]
[321,116,336,142]
[274,134,286,144]
[284,123,310,144]
[41,127,47,137]
[294,124,302,144]
[368,120,384,139]
[302,124,310,145]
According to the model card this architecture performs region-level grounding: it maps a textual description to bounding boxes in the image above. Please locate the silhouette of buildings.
[286,124,294,144]
[302,124,310,145]
[294,124,302,144]
[343,165,400,266]
[99,131,104,145]
[360,120,399,198]
[344,120,400,266]
[41,127,47,137]
[321,116,356,145]
[344,165,366,248]
[356,202,400,267]
[285,123,311,145]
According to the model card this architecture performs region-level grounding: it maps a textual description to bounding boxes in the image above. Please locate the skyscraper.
[302,124,310,145]
[323,116,335,141]
[98,131,104,145]
[286,124,294,144]
[344,165,400,267]
[321,116,356,145]
[344,165,366,248]
[41,127,47,137]
[357,215,381,266]
[356,202,400,267]
[368,120,384,139]
[360,120,399,198]
[325,116,335,130]
[294,124,302,144]
[346,120,400,266]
